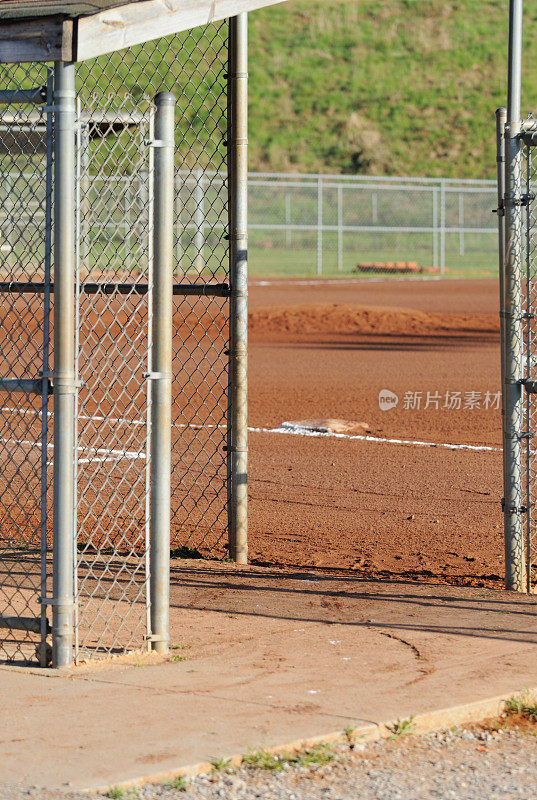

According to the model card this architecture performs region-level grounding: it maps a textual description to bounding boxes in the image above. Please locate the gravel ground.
[2,724,537,800]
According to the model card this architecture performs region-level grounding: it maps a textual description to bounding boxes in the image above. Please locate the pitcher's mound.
[285,418,371,435]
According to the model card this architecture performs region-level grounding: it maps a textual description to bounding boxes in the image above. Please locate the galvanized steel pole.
[150,92,175,652]
[228,14,248,564]
[496,107,508,561]
[503,0,525,591]
[52,62,77,667]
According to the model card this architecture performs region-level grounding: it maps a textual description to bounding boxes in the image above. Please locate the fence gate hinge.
[501,498,528,514]
[523,379,537,394]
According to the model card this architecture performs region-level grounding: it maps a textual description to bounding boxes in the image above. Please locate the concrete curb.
[91,689,526,795]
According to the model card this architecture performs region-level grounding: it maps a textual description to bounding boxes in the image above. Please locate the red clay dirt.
[0,277,505,593]
[247,277,503,586]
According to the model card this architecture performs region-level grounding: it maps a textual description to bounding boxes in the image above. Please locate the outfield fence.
[0,170,497,280]
[248,173,497,277]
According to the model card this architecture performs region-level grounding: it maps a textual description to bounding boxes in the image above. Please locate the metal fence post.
[317,174,322,275]
[285,192,291,249]
[432,186,438,268]
[458,192,465,256]
[194,166,205,274]
[337,184,343,270]
[52,62,76,667]
[175,173,182,269]
[440,178,446,274]
[503,0,525,591]
[496,106,510,587]
[228,13,248,564]
[150,92,175,653]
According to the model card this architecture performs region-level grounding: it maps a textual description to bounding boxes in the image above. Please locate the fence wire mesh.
[0,64,53,664]
[73,22,230,661]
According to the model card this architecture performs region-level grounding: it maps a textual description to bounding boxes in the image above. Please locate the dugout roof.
[0,0,286,62]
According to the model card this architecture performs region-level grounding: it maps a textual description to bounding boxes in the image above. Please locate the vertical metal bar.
[524,144,532,591]
[496,109,508,585]
[175,173,182,270]
[285,192,291,249]
[52,61,76,667]
[149,93,175,653]
[337,184,343,271]
[432,187,438,268]
[458,193,465,256]
[440,178,446,274]
[317,174,322,275]
[228,13,248,564]
[73,97,81,662]
[81,126,89,271]
[124,176,131,267]
[145,110,155,649]
[503,0,525,592]
[39,69,54,668]
[371,191,378,225]
[372,190,378,251]
[194,166,204,274]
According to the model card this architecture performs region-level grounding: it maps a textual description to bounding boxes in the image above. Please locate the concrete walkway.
[2,563,537,793]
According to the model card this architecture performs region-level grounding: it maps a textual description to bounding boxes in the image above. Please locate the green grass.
[209,756,233,772]
[167,775,189,791]
[107,788,140,799]
[242,743,334,771]
[26,0,537,180]
[505,691,537,720]
[248,0,536,179]
[387,716,415,739]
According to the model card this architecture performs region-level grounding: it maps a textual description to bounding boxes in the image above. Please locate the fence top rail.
[247,172,496,187]
[7,169,498,194]
[246,179,496,194]
[171,169,495,189]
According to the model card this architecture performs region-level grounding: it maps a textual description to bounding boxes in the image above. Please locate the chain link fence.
[0,63,53,665]
[248,173,497,278]
[0,22,232,665]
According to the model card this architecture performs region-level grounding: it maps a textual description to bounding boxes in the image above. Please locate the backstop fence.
[0,17,248,666]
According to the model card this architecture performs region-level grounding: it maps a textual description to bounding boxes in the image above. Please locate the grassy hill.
[248,0,537,179]
[13,1,537,180]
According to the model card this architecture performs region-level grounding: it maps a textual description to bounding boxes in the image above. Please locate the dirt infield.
[247,277,503,586]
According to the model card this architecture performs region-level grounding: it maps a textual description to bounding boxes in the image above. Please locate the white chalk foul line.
[248,422,501,453]
[0,406,500,453]
[0,437,145,465]
[0,406,224,431]
[250,276,443,287]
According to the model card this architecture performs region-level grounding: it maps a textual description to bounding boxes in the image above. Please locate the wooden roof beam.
[0,15,73,62]
[0,0,286,63]
[75,0,285,62]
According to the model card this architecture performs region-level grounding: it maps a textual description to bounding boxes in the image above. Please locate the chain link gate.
[0,65,54,665]
[0,17,247,665]
[74,99,155,660]
[71,21,235,662]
